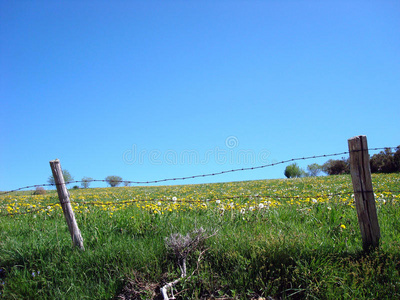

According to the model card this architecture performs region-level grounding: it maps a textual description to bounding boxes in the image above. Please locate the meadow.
[1,173,400,299]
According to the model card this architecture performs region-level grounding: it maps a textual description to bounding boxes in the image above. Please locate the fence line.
[0,147,396,196]
[1,189,399,217]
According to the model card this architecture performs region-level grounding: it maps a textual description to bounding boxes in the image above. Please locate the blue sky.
[1,1,399,191]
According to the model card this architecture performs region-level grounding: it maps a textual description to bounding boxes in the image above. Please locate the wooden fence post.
[348,135,380,251]
[50,159,85,250]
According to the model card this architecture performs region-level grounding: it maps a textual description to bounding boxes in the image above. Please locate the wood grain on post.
[348,135,380,251]
[50,159,85,250]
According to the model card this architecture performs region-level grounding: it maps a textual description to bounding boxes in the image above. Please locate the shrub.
[81,177,93,189]
[33,186,46,195]
[370,147,399,173]
[394,146,400,171]
[322,158,350,175]
[307,163,323,176]
[48,169,74,185]
[105,175,123,187]
[284,163,304,178]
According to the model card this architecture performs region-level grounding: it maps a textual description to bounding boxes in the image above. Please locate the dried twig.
[161,228,217,300]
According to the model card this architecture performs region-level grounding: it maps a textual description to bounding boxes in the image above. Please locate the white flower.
[249,206,254,211]
[258,203,264,209]
[172,197,177,202]
[157,202,162,206]
[229,202,234,208]
[312,198,318,203]
[327,206,332,210]
[216,200,221,204]
[240,208,246,214]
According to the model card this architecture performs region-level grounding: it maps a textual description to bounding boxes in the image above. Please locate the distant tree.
[284,163,304,178]
[105,175,122,187]
[394,146,400,171]
[81,177,93,189]
[307,163,323,176]
[322,158,350,175]
[370,147,400,173]
[123,181,131,187]
[48,169,74,185]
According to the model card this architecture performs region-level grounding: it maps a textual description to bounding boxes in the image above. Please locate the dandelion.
[340,224,346,229]
[327,206,332,210]
[378,198,386,204]
[249,206,254,211]
[216,200,221,204]
[157,202,162,206]
[258,203,264,209]
[172,197,177,202]
[312,198,318,203]
[240,208,246,214]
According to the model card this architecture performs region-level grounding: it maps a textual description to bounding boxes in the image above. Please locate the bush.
[370,147,400,173]
[307,163,323,176]
[81,177,93,189]
[394,146,400,171]
[48,169,74,185]
[322,159,350,175]
[33,186,46,195]
[105,175,123,187]
[284,163,304,178]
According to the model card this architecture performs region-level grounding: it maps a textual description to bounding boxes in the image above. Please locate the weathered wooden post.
[348,135,380,251]
[50,159,84,250]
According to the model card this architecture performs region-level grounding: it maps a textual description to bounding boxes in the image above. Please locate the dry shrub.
[33,186,46,195]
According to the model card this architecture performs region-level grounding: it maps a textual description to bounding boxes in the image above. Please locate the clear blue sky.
[1,1,399,191]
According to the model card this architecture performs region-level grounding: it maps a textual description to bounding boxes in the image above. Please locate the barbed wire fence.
[0,147,395,196]
[1,146,399,218]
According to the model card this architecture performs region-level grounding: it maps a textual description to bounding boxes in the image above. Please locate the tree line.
[38,146,399,193]
[284,146,400,178]
[47,172,127,189]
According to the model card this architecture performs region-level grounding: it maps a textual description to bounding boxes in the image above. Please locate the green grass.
[1,174,400,299]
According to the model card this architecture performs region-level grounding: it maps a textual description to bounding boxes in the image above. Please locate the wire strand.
[1,147,396,195]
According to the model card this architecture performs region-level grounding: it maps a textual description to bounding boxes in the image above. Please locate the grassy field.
[1,173,400,299]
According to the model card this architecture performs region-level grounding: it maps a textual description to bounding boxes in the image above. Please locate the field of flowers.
[1,173,399,218]
[1,173,399,299]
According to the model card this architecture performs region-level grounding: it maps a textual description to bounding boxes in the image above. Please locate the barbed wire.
[1,189,399,217]
[1,147,397,196]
